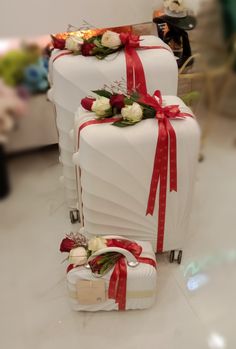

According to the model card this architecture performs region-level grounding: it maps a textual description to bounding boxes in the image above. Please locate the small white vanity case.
[48,36,178,217]
[73,96,200,261]
[67,236,157,311]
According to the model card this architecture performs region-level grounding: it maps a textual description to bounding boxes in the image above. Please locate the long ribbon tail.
[156,121,169,252]
[108,262,119,299]
[165,119,177,192]
[116,258,127,311]
[146,120,165,216]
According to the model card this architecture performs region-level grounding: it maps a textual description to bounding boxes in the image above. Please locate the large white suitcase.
[73,96,200,258]
[48,36,178,215]
[67,236,157,311]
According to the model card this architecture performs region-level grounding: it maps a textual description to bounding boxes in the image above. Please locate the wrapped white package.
[49,35,178,210]
[67,238,157,311]
[73,96,200,253]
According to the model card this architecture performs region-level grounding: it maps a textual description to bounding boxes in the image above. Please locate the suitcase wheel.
[70,209,80,224]
[177,250,183,264]
[169,250,175,263]
[169,250,183,264]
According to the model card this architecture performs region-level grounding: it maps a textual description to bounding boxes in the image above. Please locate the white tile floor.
[1,113,236,349]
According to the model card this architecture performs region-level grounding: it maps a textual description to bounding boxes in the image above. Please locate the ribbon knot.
[119,32,140,48]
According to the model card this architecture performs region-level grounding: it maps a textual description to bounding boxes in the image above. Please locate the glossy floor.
[0,113,236,349]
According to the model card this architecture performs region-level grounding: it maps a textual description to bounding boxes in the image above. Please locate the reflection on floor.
[0,112,236,349]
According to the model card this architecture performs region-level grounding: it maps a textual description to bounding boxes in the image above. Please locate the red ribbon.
[52,50,72,63]
[119,33,171,96]
[138,91,192,252]
[106,238,156,310]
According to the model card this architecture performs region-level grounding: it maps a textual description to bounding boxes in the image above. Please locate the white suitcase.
[48,36,178,215]
[67,236,157,311]
[73,96,200,259]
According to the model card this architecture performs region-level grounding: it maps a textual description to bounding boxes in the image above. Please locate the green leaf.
[92,89,112,98]
[124,97,133,105]
[113,120,140,128]
[93,39,104,48]
[142,107,156,119]
[130,91,140,100]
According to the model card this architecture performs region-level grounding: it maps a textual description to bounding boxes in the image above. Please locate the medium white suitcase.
[66,236,157,311]
[73,96,200,260]
[48,35,178,216]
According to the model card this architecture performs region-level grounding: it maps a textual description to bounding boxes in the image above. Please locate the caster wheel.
[169,250,175,263]
[70,209,80,224]
[177,250,183,264]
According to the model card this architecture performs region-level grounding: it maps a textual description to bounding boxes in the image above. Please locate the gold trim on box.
[68,288,155,300]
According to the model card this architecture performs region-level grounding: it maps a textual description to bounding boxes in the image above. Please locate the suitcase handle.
[88,247,139,268]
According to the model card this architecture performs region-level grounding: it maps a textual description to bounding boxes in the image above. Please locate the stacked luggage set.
[49,32,200,312]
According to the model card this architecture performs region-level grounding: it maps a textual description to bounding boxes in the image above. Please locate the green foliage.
[92,89,113,98]
[113,120,139,127]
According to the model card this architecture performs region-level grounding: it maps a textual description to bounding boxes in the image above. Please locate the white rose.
[88,237,107,253]
[65,35,83,52]
[101,31,121,49]
[68,247,87,266]
[91,96,111,117]
[121,102,143,123]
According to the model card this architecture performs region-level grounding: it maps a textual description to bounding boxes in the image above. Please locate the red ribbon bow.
[138,91,192,252]
[106,238,156,310]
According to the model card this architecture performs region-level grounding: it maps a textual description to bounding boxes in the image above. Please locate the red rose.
[81,97,95,111]
[60,238,75,252]
[81,43,96,56]
[51,35,66,50]
[110,94,125,110]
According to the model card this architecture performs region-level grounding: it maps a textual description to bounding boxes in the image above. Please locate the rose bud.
[67,264,74,273]
[110,94,125,110]
[81,43,96,56]
[81,97,96,111]
[60,237,75,252]
[51,35,66,50]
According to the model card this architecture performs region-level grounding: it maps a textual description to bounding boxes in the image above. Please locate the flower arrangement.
[60,232,142,276]
[80,81,177,127]
[52,30,139,59]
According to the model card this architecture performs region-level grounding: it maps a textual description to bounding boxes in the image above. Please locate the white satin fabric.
[67,240,157,311]
[74,96,200,252]
[49,36,178,209]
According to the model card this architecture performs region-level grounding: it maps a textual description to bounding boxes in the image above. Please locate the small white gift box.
[67,236,157,311]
